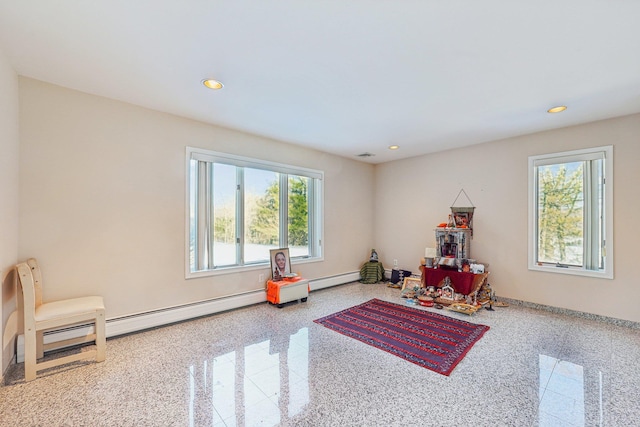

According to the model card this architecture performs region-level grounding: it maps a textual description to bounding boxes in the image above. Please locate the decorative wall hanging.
[451,188,475,236]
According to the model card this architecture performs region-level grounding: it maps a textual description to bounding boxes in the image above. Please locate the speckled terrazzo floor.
[2,281,640,427]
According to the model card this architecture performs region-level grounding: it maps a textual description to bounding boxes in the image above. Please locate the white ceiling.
[2,1,640,164]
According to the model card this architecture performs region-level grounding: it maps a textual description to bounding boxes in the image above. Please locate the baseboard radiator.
[16,271,360,363]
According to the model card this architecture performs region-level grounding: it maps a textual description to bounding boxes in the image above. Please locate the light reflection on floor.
[538,354,595,426]
[189,328,309,426]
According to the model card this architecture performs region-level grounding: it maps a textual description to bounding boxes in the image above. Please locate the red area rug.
[314,298,489,376]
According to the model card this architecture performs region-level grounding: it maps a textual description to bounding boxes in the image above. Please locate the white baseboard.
[309,271,360,291]
[16,271,358,363]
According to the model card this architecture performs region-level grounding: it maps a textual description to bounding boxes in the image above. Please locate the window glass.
[536,161,585,266]
[213,163,237,267]
[188,159,198,270]
[244,168,280,264]
[288,175,310,258]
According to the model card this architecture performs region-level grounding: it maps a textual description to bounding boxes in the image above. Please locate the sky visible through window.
[213,165,275,206]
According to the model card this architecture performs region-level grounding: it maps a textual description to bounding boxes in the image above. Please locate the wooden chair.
[16,258,106,381]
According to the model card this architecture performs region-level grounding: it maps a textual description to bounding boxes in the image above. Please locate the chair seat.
[35,296,105,322]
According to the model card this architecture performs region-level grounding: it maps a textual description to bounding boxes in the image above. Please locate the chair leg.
[95,310,106,362]
[36,330,44,359]
[24,328,38,382]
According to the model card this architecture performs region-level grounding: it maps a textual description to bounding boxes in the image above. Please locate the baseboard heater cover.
[16,271,359,362]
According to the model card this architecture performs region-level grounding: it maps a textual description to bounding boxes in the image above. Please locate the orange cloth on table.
[266,277,310,304]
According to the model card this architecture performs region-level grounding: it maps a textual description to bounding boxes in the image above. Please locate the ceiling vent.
[356,152,375,157]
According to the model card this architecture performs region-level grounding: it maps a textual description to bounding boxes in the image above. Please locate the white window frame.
[186,147,324,278]
[528,145,613,279]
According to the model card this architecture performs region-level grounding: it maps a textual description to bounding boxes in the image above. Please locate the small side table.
[266,278,310,308]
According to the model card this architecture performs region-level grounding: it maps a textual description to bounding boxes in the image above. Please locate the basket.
[445,303,480,315]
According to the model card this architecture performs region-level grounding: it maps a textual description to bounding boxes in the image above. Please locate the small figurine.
[485,285,496,311]
[447,214,455,228]
[370,249,379,262]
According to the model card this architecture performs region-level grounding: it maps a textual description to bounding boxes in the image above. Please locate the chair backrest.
[26,258,43,308]
[16,262,37,316]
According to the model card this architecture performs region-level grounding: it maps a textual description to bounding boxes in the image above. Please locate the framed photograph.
[402,277,422,291]
[270,248,291,280]
[453,212,471,228]
[440,242,458,258]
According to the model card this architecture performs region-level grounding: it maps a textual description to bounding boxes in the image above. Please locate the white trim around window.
[528,145,613,279]
[185,147,324,278]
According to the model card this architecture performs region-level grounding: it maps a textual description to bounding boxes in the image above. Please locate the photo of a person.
[270,248,291,281]
[455,214,468,227]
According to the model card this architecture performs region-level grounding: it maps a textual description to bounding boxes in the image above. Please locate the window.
[528,146,613,278]
[186,147,323,277]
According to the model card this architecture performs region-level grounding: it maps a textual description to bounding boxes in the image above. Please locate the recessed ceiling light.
[202,79,224,90]
[388,145,400,150]
[547,105,567,113]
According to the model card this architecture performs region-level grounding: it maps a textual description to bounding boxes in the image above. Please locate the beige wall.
[375,113,640,322]
[0,48,19,375]
[18,77,375,318]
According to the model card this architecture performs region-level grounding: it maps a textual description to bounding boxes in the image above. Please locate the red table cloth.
[421,267,481,295]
